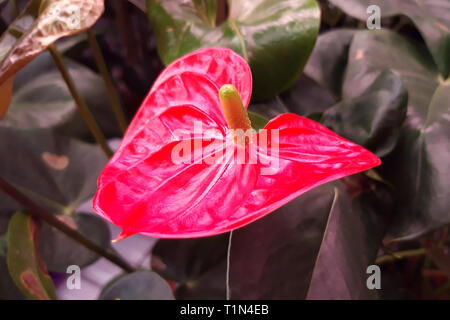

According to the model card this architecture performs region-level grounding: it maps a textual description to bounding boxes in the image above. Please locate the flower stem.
[226,230,233,300]
[375,248,426,264]
[87,30,128,134]
[0,177,134,273]
[47,45,113,158]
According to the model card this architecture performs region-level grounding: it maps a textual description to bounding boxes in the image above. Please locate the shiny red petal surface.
[225,113,381,231]
[93,48,380,239]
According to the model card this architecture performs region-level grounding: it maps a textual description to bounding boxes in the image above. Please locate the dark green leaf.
[7,211,57,300]
[0,127,108,215]
[99,270,175,300]
[322,70,408,157]
[146,0,320,100]
[343,30,450,240]
[304,28,356,98]
[328,0,450,77]
[38,213,111,273]
[280,74,335,116]
[1,52,121,139]
[247,111,268,131]
[230,177,392,299]
[248,95,288,119]
[151,234,228,299]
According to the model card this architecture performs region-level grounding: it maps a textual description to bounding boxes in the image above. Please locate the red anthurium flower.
[93,47,380,240]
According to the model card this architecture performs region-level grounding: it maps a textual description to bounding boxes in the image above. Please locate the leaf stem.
[87,30,128,134]
[47,45,113,158]
[0,177,134,273]
[375,248,426,264]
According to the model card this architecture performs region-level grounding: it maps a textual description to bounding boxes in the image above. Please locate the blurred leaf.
[343,30,450,240]
[304,28,356,98]
[323,70,408,157]
[99,270,174,300]
[7,211,56,300]
[0,0,104,88]
[0,52,122,139]
[328,0,450,78]
[0,127,108,215]
[151,234,228,299]
[230,178,392,299]
[38,212,110,273]
[146,0,320,100]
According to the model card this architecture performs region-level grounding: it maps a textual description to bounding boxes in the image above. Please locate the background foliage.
[0,0,449,299]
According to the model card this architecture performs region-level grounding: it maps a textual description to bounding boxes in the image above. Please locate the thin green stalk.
[48,45,113,158]
[375,248,426,265]
[0,177,134,273]
[87,30,128,134]
[226,230,233,300]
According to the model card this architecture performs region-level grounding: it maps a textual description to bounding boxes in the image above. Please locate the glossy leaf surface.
[329,0,450,78]
[146,0,320,100]
[343,30,450,240]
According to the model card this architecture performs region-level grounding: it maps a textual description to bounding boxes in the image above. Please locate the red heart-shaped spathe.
[93,47,380,239]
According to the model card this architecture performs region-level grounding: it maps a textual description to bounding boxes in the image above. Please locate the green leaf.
[343,30,450,240]
[0,52,122,139]
[322,70,408,157]
[151,234,228,299]
[99,270,175,300]
[328,0,450,78]
[146,0,320,100]
[247,111,268,131]
[229,177,392,299]
[0,127,108,215]
[304,28,356,98]
[38,212,111,273]
[7,211,57,300]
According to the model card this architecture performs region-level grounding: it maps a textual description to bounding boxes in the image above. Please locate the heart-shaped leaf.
[0,127,108,215]
[328,0,450,78]
[343,30,450,240]
[0,52,122,139]
[322,70,408,157]
[146,0,320,100]
[229,177,393,299]
[38,212,111,273]
[99,270,175,300]
[7,211,57,300]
